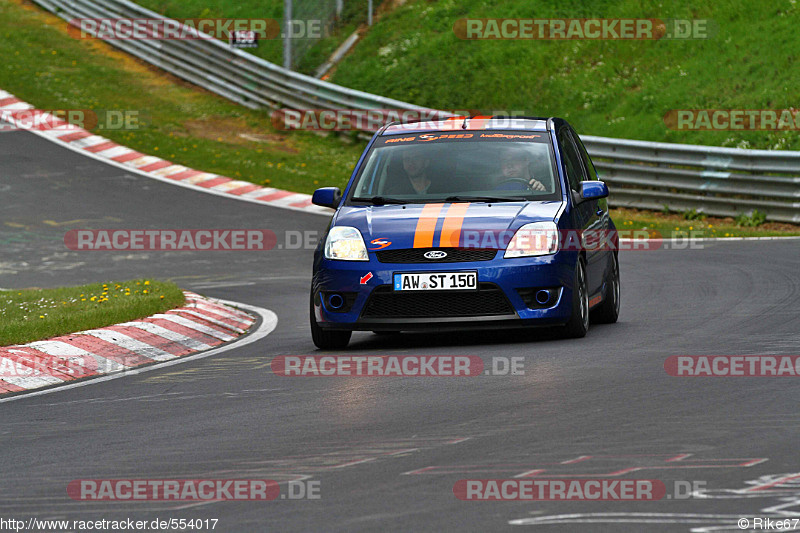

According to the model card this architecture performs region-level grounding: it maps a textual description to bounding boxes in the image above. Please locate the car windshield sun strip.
[442,195,528,203]
[350,196,413,205]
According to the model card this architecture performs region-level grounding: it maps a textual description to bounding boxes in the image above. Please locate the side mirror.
[312,187,342,209]
[579,181,609,202]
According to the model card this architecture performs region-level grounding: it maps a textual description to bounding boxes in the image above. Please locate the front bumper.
[312,250,578,331]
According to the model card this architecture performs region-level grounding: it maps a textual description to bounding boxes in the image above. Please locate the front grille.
[376,248,497,263]
[361,283,515,319]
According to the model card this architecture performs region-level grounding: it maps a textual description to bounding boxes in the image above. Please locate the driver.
[496,146,547,191]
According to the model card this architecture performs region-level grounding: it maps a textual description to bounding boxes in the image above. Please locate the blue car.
[310,117,620,349]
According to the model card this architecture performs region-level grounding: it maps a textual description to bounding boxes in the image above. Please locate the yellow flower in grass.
[144,281,150,285]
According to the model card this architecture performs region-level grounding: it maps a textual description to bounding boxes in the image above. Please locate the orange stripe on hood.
[439,203,470,247]
[413,203,445,248]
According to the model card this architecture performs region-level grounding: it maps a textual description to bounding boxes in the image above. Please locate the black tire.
[561,259,589,338]
[591,253,620,324]
[310,295,351,350]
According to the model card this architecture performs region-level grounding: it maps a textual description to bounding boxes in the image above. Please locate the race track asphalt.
[2,129,799,532]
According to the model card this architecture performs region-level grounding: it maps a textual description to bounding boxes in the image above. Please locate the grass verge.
[0,279,185,346]
[611,208,800,238]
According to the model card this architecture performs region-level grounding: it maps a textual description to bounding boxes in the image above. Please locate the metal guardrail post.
[283,0,292,70]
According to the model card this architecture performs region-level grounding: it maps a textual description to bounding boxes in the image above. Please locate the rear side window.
[558,130,584,192]
[572,131,598,181]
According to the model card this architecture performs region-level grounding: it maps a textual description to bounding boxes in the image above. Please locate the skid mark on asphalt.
[0,437,472,513]
[183,436,472,488]
[140,356,272,383]
[402,452,766,477]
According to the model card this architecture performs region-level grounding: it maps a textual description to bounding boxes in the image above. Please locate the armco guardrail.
[582,136,800,223]
[33,0,800,223]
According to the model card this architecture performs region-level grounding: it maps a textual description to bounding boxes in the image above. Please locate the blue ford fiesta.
[310,117,620,349]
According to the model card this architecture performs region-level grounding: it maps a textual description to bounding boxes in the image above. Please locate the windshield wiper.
[351,196,412,205]
[443,195,528,203]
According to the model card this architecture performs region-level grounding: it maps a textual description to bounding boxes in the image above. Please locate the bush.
[683,208,706,221]
[735,210,767,227]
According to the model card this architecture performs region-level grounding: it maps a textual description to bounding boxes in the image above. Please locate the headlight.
[504,221,559,258]
[324,226,369,261]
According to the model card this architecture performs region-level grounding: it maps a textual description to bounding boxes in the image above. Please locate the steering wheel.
[496,177,532,190]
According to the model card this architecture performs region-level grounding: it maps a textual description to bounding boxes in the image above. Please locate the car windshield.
[347,131,561,204]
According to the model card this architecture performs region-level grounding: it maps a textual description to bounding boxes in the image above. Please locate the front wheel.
[310,295,351,349]
[560,259,589,338]
[591,253,620,324]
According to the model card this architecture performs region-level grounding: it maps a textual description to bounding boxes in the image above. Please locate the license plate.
[393,272,477,291]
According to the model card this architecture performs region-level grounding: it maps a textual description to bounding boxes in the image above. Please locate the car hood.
[334,201,563,250]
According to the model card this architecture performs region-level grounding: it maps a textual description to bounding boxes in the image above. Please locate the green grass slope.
[328,0,799,149]
[136,0,800,149]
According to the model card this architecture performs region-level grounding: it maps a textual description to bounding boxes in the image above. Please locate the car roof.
[381,117,551,135]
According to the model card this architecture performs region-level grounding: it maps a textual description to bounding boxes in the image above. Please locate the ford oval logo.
[423,250,448,260]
